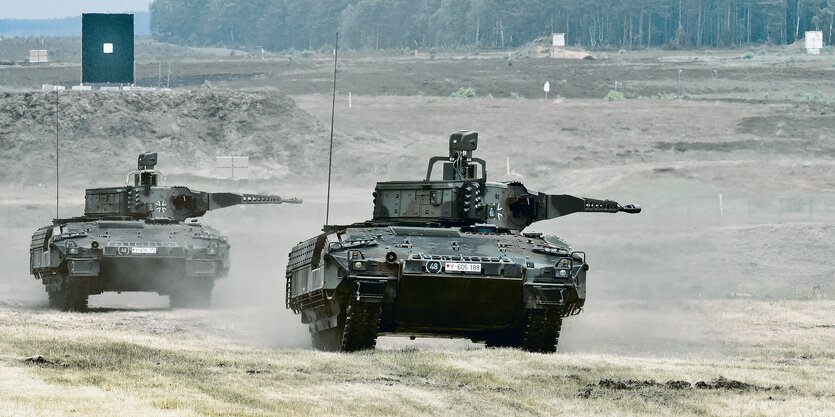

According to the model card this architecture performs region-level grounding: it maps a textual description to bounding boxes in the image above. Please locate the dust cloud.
[4,181,831,356]
[0,184,342,349]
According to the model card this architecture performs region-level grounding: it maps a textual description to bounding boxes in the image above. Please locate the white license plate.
[444,262,481,273]
[131,247,157,254]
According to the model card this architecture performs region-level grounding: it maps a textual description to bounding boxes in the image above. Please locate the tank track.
[340,299,382,352]
[522,309,562,353]
[46,273,89,312]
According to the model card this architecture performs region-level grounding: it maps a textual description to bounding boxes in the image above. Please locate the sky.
[0,0,151,19]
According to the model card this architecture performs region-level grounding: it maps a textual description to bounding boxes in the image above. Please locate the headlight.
[65,241,79,255]
[558,269,568,277]
[206,248,218,256]
[348,250,367,270]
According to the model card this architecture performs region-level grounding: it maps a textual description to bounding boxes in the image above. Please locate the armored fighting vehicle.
[29,152,301,311]
[285,131,640,353]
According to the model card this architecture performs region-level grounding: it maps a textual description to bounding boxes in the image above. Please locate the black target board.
[82,13,134,84]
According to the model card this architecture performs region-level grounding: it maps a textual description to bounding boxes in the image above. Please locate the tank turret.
[84,152,302,222]
[371,131,639,231]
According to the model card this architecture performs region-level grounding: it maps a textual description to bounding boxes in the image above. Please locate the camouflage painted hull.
[286,224,586,352]
[30,219,230,310]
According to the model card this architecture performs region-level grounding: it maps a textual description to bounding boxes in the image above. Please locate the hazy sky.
[0,0,151,19]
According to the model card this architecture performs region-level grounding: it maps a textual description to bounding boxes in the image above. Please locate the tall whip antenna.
[325,31,339,225]
[55,89,59,219]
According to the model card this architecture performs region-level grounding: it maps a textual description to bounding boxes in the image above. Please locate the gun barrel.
[208,193,303,210]
[543,194,641,219]
[240,194,303,205]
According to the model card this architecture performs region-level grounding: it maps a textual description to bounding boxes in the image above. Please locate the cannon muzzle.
[620,204,641,214]
[535,194,642,221]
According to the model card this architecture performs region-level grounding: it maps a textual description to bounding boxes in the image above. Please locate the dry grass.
[0,300,833,417]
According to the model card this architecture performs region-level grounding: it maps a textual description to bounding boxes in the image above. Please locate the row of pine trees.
[150,0,835,51]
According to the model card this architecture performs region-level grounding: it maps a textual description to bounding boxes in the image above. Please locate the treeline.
[150,0,835,51]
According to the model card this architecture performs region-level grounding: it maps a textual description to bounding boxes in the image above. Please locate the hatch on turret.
[85,188,128,216]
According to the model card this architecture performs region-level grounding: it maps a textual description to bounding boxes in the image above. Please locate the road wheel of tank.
[311,325,344,351]
[521,309,562,353]
[169,280,214,309]
[340,300,382,352]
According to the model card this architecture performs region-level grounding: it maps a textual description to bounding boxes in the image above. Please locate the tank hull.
[30,219,230,310]
[286,225,586,352]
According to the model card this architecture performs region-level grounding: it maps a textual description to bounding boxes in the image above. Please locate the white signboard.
[552,33,566,47]
[806,31,823,54]
[216,156,249,179]
[543,82,550,92]
[29,49,48,63]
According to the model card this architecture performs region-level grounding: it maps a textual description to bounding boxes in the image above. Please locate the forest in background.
[149,0,835,51]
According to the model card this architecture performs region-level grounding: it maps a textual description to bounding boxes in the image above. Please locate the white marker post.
[719,193,724,217]
[544,81,550,98]
[348,92,352,108]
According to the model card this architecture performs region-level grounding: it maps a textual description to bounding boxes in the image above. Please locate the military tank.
[29,152,302,311]
[285,131,640,353]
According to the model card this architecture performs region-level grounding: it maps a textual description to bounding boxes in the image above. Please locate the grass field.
[1,300,834,417]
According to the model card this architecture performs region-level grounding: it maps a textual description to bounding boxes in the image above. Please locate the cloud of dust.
[529,188,835,357]
[0,186,371,350]
[4,179,828,357]
[0,201,54,307]
[195,188,371,348]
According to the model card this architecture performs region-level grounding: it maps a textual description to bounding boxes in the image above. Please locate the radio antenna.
[55,88,59,219]
[325,31,338,225]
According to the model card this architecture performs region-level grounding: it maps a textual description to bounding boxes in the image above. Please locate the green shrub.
[606,90,624,101]
[451,87,477,98]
